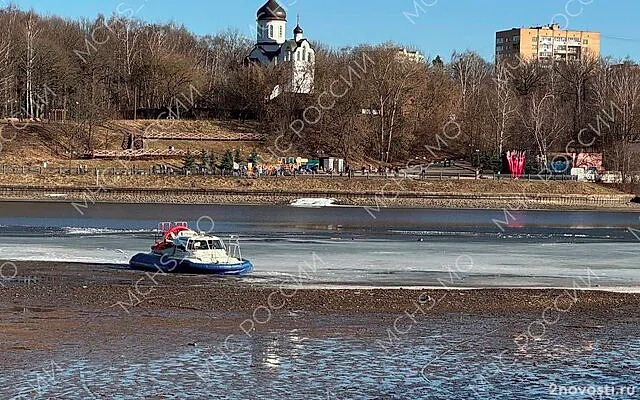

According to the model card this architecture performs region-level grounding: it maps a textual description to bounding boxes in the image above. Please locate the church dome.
[257,0,287,21]
[293,24,303,34]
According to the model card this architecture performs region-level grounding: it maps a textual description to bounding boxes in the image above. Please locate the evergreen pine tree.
[220,150,234,170]
[198,149,210,172]
[183,151,196,173]
[209,150,218,173]
[248,148,260,164]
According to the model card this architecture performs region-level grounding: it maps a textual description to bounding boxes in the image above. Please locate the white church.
[246,0,316,95]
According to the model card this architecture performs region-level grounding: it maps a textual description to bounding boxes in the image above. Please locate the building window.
[279,26,283,38]
[513,35,520,42]
[496,38,504,44]
[269,25,273,38]
[496,45,503,51]
[583,39,589,45]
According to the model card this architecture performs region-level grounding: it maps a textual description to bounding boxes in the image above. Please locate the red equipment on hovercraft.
[151,222,190,252]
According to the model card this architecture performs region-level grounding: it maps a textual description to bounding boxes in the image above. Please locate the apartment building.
[496,24,600,62]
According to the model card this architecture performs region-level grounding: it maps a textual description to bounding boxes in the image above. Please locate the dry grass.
[109,119,259,135]
[0,173,624,195]
[0,120,263,169]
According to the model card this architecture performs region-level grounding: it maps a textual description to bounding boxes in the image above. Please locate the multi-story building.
[396,48,425,64]
[496,24,600,63]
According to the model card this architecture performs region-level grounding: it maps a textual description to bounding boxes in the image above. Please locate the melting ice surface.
[0,203,639,288]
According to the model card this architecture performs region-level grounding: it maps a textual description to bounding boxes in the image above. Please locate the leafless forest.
[0,7,638,173]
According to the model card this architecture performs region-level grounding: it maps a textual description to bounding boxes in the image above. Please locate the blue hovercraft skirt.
[129,253,254,275]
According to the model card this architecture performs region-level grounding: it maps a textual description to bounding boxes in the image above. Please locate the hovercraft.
[129,222,253,275]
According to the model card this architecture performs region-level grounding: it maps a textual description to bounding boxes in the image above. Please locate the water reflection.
[251,335,281,370]
[2,315,639,399]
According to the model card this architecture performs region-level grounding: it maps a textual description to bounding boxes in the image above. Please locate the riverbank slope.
[0,174,635,209]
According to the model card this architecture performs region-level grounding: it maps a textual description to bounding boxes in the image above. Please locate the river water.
[1,202,640,399]
[2,311,639,399]
[0,201,639,289]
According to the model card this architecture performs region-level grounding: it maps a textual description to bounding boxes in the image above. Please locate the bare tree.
[361,45,423,163]
[520,92,564,167]
[24,11,41,119]
[0,7,17,117]
[593,61,640,177]
[450,51,490,154]
[1,5,638,171]
[113,17,141,112]
[555,55,599,140]
[487,61,517,155]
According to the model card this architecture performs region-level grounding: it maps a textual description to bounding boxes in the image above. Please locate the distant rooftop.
[530,23,563,30]
[501,23,598,33]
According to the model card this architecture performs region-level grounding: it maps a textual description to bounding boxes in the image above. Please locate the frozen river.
[0,201,639,289]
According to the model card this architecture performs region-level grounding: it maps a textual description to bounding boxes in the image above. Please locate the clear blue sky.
[9,0,640,61]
